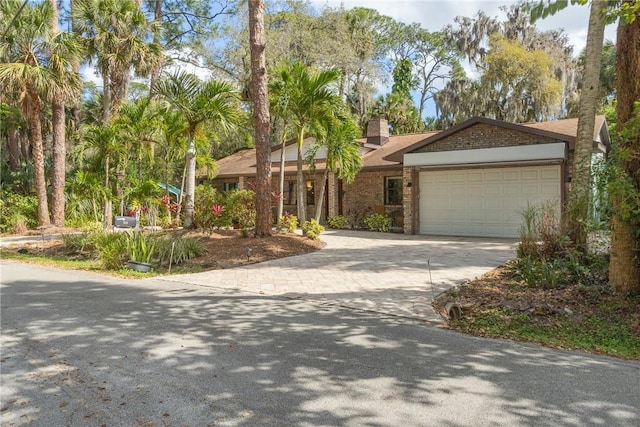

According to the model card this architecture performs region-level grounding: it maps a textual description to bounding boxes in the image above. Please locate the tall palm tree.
[307,112,363,221]
[77,122,126,228]
[270,62,340,222]
[153,71,240,228]
[0,0,82,227]
[49,0,83,226]
[568,0,606,250]
[72,0,162,121]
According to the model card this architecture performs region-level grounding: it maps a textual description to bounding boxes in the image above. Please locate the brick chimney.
[366,117,389,146]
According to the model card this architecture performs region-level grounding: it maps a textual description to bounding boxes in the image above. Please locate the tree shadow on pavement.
[1,270,638,426]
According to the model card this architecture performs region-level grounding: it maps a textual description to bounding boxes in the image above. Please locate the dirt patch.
[171,229,325,269]
[7,229,325,271]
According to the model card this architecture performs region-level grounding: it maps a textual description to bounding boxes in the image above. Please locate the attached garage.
[418,165,561,237]
[386,116,610,237]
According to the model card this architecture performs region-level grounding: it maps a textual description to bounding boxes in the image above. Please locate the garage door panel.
[419,165,561,238]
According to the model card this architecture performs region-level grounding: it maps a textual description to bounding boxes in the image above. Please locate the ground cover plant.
[1,227,324,277]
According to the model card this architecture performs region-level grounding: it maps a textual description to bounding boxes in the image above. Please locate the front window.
[384,176,403,205]
[282,180,315,205]
[223,182,239,192]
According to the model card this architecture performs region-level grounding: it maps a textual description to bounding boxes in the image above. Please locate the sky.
[312,0,618,54]
[311,0,618,118]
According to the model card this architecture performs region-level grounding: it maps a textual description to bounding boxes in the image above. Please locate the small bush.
[0,193,38,233]
[302,218,324,240]
[278,213,298,233]
[327,215,348,229]
[91,231,127,270]
[155,236,208,266]
[363,213,392,232]
[62,232,95,253]
[225,190,256,229]
[126,232,157,263]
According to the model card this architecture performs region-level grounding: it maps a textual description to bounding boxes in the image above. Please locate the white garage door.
[419,165,561,238]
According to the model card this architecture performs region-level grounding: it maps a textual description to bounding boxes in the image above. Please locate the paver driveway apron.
[158,230,517,323]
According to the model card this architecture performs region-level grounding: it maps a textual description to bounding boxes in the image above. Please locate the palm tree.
[270,62,341,222]
[72,0,162,121]
[0,0,82,227]
[567,0,606,250]
[307,113,363,221]
[153,71,240,228]
[49,0,83,226]
[77,122,126,228]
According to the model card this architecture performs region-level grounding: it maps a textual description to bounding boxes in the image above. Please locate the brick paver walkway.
[159,230,517,324]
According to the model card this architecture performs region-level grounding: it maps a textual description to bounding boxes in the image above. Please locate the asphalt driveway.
[160,230,517,323]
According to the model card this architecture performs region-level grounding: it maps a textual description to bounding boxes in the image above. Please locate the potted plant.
[126,232,156,272]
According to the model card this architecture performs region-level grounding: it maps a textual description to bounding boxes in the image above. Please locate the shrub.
[91,231,127,270]
[193,185,221,230]
[225,189,256,229]
[126,232,157,263]
[327,215,348,229]
[517,201,568,260]
[0,193,38,233]
[302,218,324,240]
[278,213,298,233]
[62,232,95,253]
[155,236,208,266]
[363,213,392,232]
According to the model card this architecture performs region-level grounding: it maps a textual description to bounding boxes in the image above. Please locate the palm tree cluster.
[0,0,363,233]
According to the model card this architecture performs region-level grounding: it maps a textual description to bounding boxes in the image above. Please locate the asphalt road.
[1,260,639,427]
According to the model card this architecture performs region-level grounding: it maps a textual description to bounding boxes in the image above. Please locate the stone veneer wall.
[342,169,403,223]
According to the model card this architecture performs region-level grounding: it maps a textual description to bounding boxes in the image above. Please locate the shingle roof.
[384,115,609,162]
[213,131,436,178]
[210,116,608,178]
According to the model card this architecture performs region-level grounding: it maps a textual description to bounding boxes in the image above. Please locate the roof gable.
[384,116,608,162]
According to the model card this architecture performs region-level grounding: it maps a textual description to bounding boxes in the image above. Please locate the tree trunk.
[50,100,67,226]
[28,92,51,227]
[609,5,640,294]
[102,71,111,122]
[103,153,112,228]
[182,132,196,228]
[7,129,21,171]
[277,140,286,222]
[315,168,329,221]
[249,0,272,237]
[149,0,163,96]
[296,129,307,223]
[567,0,606,250]
[49,0,67,227]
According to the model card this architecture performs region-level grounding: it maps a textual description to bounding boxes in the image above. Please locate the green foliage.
[154,236,207,266]
[363,213,392,232]
[224,190,256,229]
[62,232,95,253]
[517,201,567,259]
[515,201,609,289]
[327,215,348,229]
[278,213,298,233]
[0,192,38,233]
[193,185,222,229]
[302,218,324,240]
[91,231,127,270]
[125,232,156,263]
